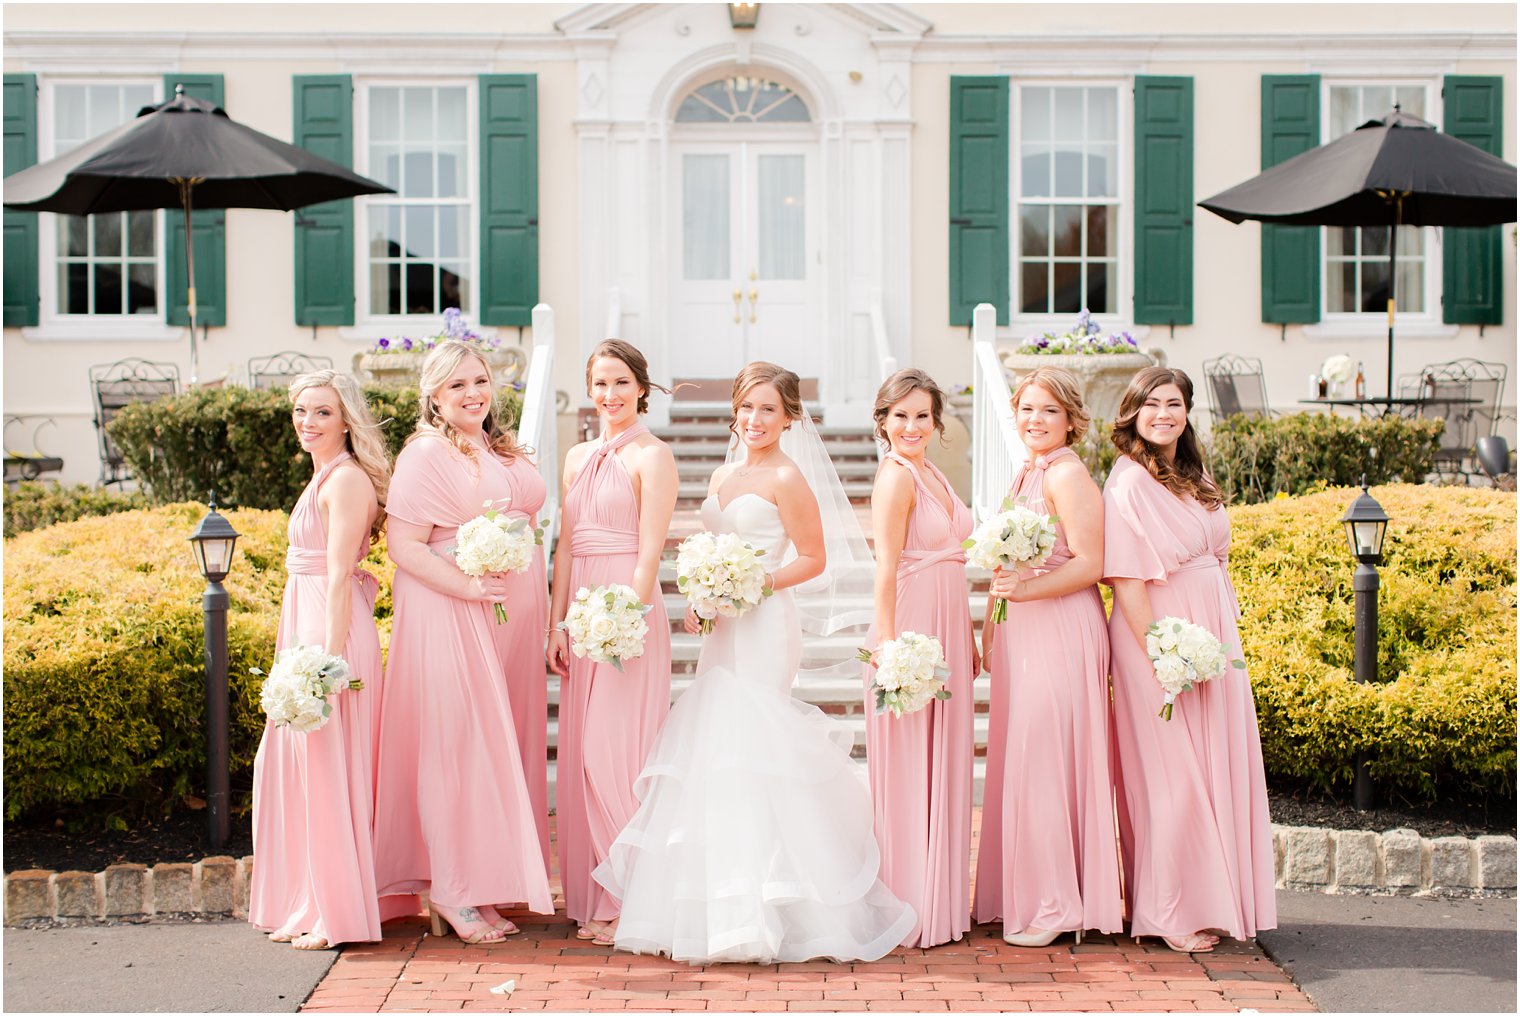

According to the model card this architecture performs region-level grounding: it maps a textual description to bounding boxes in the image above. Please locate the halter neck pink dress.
[1102,455,1275,940]
[863,452,974,948]
[248,452,383,945]
[558,422,672,926]
[973,445,1123,937]
[373,433,553,915]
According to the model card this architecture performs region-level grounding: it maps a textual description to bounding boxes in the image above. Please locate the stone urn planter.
[998,348,1166,423]
[352,347,527,389]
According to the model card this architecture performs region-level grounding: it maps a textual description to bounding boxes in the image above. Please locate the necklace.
[733,452,777,478]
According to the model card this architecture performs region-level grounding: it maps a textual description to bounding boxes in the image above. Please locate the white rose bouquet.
[675,531,772,635]
[962,499,1059,623]
[858,631,952,718]
[559,583,653,672]
[1321,354,1354,388]
[1145,616,1246,721]
[252,645,362,734]
[453,498,545,624]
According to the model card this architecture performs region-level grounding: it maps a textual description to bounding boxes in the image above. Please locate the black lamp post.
[1340,478,1389,812]
[189,497,240,849]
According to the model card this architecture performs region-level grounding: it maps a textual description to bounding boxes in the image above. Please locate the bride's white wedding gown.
[593,493,916,964]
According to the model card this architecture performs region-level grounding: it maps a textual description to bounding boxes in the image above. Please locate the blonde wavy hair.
[1011,366,1092,446]
[288,369,392,541]
[411,339,527,464]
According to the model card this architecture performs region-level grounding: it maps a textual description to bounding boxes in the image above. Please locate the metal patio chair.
[89,358,180,486]
[247,350,334,391]
[1202,354,1274,422]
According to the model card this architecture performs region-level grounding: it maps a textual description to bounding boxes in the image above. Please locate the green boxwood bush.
[1208,412,1443,504]
[1231,484,1515,805]
[106,383,521,511]
[3,481,150,538]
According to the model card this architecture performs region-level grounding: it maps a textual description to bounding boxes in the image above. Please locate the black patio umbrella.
[3,86,393,379]
[1199,109,1518,398]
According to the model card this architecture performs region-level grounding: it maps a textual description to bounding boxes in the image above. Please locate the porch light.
[729,3,760,29]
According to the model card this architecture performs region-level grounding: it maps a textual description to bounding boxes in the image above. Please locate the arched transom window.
[676,76,810,123]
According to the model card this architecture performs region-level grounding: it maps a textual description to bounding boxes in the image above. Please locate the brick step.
[665,438,881,462]
[656,422,875,443]
[677,459,880,483]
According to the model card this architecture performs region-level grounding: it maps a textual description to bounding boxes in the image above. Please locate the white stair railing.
[869,287,897,460]
[520,303,560,549]
[970,302,1027,522]
[604,286,621,340]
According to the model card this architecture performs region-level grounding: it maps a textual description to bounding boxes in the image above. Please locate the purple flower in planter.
[376,337,390,350]
[402,337,414,351]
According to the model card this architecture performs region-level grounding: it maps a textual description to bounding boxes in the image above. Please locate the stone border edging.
[1272,825,1516,894]
[5,827,1515,925]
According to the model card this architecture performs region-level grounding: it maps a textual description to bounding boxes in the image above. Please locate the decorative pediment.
[554,3,931,37]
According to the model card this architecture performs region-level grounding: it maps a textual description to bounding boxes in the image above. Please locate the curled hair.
[411,340,527,464]
[1111,366,1224,509]
[585,339,672,415]
[730,361,804,438]
[872,368,946,447]
[1011,366,1091,446]
[288,369,392,541]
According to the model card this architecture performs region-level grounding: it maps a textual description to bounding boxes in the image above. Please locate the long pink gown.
[1102,455,1276,940]
[863,452,974,948]
[249,452,384,945]
[973,446,1123,936]
[558,422,672,926]
[373,434,553,914]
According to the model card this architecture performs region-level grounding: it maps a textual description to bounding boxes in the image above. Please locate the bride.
[593,361,916,964]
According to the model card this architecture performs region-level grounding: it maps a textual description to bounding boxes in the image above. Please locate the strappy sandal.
[1162,932,1218,953]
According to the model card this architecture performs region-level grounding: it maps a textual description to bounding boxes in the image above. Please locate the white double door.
[670,141,820,380]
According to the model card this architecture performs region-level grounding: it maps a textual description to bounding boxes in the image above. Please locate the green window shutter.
[292,75,355,325]
[164,74,226,327]
[479,75,537,327]
[1134,76,1194,326]
[1260,74,1320,323]
[948,76,1009,326]
[3,73,39,327]
[1443,76,1503,325]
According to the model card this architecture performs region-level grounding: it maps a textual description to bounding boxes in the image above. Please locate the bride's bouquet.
[858,631,951,718]
[253,645,362,733]
[1146,616,1244,721]
[560,583,653,672]
[675,531,772,635]
[453,497,545,624]
[962,499,1059,623]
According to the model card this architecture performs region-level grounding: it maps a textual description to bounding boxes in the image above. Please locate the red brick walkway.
[304,818,1315,1013]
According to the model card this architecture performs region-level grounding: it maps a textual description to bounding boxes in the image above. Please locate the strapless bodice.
[700,494,792,561]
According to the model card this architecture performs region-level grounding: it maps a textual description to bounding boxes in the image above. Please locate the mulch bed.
[4,789,1512,875]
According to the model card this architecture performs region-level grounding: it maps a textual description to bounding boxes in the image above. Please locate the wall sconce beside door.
[729,3,760,29]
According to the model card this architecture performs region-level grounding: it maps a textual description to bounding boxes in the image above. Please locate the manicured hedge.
[1231,484,1515,805]
[106,383,521,511]
[3,481,149,538]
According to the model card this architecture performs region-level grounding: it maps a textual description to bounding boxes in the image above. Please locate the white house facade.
[3,3,1514,491]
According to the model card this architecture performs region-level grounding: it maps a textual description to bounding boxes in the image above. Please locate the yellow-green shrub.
[3,503,394,823]
[1230,484,1516,804]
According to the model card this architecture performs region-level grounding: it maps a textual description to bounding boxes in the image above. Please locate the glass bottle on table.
[1354,362,1366,400]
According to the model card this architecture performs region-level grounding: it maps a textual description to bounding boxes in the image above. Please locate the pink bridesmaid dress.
[249,452,384,945]
[973,446,1123,937]
[558,422,672,927]
[863,452,974,948]
[1102,455,1276,940]
[373,435,553,915]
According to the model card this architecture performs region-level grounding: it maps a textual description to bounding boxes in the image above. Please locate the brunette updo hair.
[1010,366,1091,446]
[1111,366,1224,509]
[730,362,804,438]
[872,368,946,447]
[584,339,671,415]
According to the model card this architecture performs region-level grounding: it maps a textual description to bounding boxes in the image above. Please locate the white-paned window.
[359,83,474,318]
[1323,83,1435,316]
[47,82,160,317]
[1015,84,1121,316]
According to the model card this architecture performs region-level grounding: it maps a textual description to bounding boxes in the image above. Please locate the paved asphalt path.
[1261,891,1517,1013]
[3,919,335,1013]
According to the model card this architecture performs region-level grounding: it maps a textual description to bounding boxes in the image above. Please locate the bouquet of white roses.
[253,645,362,733]
[858,631,951,718]
[1145,616,1245,721]
[559,583,653,672]
[1321,353,1354,388]
[962,499,1059,623]
[453,498,545,624]
[675,531,772,635]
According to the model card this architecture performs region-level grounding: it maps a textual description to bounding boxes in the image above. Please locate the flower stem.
[494,602,508,625]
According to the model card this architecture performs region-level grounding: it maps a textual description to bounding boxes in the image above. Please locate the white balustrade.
[521,303,560,550]
[970,302,1027,522]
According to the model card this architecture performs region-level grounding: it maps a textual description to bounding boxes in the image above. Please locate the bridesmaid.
[1103,366,1275,952]
[547,339,678,945]
[862,368,976,949]
[249,370,391,949]
[373,339,553,943]
[974,366,1122,946]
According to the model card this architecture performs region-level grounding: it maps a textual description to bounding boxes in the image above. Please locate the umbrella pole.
[177,178,200,385]
[1385,195,1403,400]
